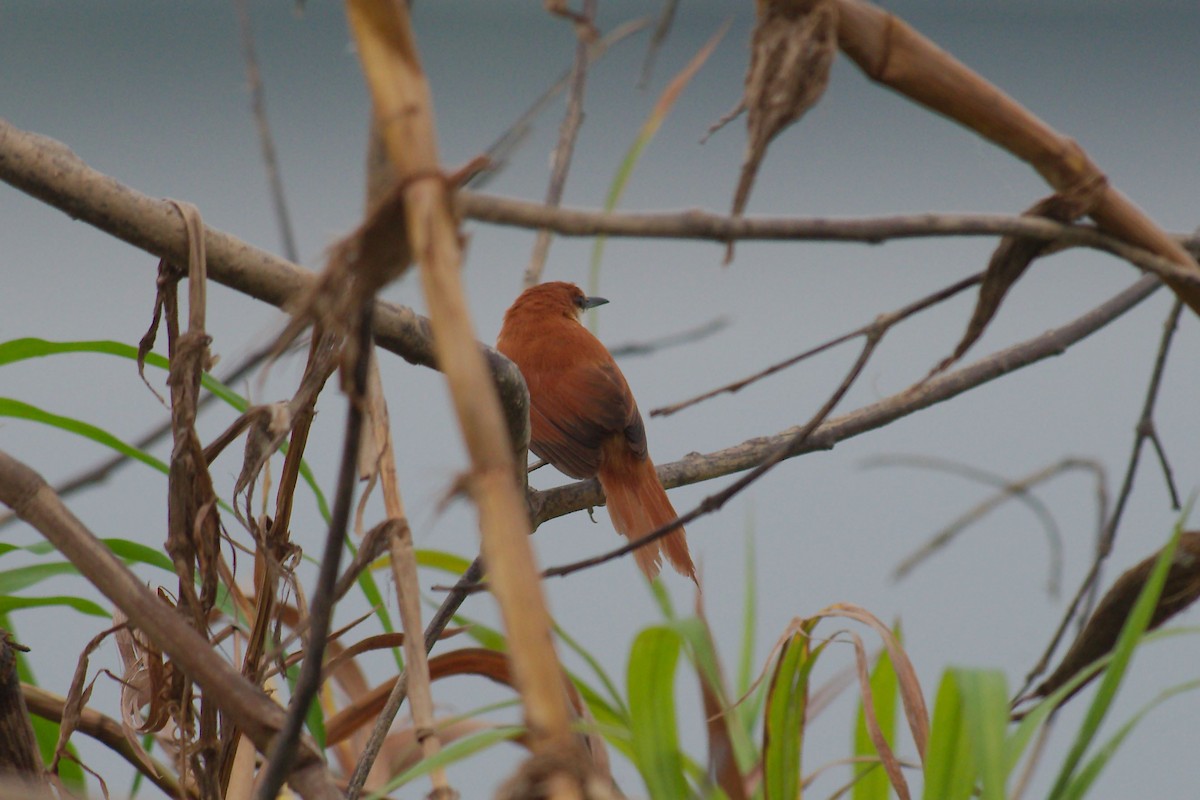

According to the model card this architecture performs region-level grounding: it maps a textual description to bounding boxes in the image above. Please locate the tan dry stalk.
[834,0,1200,314]
[343,0,580,776]
[363,360,450,793]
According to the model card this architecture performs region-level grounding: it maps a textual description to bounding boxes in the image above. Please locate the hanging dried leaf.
[932,181,1105,375]
[728,0,837,260]
[1030,532,1200,705]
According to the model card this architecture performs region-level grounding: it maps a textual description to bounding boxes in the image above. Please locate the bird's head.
[509,281,608,322]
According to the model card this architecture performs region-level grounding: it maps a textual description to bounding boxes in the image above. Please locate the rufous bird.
[497,281,696,582]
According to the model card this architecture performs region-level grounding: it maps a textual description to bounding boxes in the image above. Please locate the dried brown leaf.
[1031,531,1200,704]
[933,188,1103,374]
[815,603,928,759]
[50,625,113,775]
[833,627,910,800]
[693,593,747,800]
[729,0,837,259]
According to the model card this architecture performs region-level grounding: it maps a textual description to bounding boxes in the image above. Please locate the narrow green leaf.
[737,519,757,696]
[0,562,81,593]
[0,397,168,474]
[283,661,326,748]
[922,671,975,800]
[1007,625,1200,778]
[628,625,688,799]
[0,595,108,617]
[557,621,629,719]
[854,634,900,800]
[1048,520,1184,799]
[1061,678,1200,800]
[648,578,676,620]
[343,535,400,669]
[370,726,524,798]
[451,612,508,652]
[954,668,1009,800]
[667,616,756,774]
[415,549,475,576]
[763,629,818,800]
[102,538,174,572]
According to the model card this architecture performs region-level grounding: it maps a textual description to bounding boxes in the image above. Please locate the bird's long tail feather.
[598,447,696,583]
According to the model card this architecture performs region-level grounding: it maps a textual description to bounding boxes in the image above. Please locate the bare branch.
[1016,297,1186,700]
[654,272,981,418]
[232,0,299,263]
[608,315,729,359]
[872,455,1106,596]
[0,118,530,457]
[638,0,679,88]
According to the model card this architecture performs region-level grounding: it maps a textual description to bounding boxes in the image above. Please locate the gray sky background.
[3,1,1200,797]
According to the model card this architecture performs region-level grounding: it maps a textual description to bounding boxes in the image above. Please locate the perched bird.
[497,282,696,582]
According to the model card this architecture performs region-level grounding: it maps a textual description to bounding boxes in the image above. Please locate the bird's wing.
[527,358,645,479]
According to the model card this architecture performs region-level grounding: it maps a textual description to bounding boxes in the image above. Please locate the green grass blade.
[101,537,175,572]
[369,726,524,798]
[450,612,508,652]
[762,630,820,800]
[415,549,475,576]
[736,510,757,730]
[0,397,169,474]
[0,562,81,593]
[0,594,108,617]
[628,625,688,798]
[922,671,975,800]
[1047,520,1184,799]
[1061,678,1200,800]
[954,668,1009,800]
[667,616,756,773]
[556,621,629,719]
[854,633,900,800]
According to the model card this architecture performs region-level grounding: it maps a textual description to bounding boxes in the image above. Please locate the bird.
[497,281,696,582]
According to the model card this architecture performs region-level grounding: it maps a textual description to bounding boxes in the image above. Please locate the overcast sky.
[3,2,1200,797]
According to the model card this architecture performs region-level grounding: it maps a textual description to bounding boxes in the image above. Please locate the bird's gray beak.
[581,296,609,310]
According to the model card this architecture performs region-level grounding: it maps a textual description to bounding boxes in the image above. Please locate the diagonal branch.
[0,117,530,456]
[0,450,343,800]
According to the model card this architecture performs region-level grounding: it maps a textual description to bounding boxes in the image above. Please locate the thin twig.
[524,0,597,287]
[470,18,650,191]
[254,309,373,800]
[638,0,679,88]
[608,315,729,359]
[874,456,1106,596]
[233,0,299,263]
[1015,297,1185,699]
[463,191,1200,282]
[653,273,981,417]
